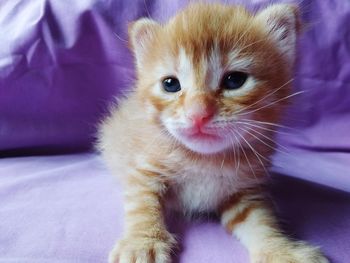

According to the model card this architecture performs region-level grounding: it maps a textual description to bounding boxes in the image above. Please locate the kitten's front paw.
[108,232,176,263]
[251,241,329,263]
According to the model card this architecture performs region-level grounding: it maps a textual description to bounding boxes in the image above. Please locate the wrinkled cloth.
[0,154,349,263]
[1,0,350,186]
[1,0,350,157]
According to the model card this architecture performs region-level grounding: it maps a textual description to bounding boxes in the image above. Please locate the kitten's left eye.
[221,71,248,90]
[162,77,181,93]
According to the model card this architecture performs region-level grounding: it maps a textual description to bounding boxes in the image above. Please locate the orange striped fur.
[98,2,328,263]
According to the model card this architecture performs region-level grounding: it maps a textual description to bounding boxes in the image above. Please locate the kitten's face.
[130,4,298,154]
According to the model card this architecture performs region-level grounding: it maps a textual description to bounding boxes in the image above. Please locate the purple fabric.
[1,154,349,263]
[1,0,350,262]
[0,0,132,153]
[1,0,350,156]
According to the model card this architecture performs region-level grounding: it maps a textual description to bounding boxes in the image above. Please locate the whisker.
[237,90,305,116]
[238,126,278,151]
[143,0,152,19]
[143,127,180,155]
[168,134,179,154]
[220,151,226,170]
[234,18,256,50]
[238,119,297,131]
[239,38,267,52]
[241,125,289,151]
[235,121,292,135]
[239,125,291,155]
[234,128,270,162]
[234,128,270,176]
[228,135,240,176]
[230,129,258,182]
[114,32,128,43]
[233,78,294,115]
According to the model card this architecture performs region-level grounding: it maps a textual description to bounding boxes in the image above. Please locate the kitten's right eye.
[221,71,248,90]
[162,77,181,93]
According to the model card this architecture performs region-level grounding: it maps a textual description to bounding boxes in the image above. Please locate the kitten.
[98,3,328,263]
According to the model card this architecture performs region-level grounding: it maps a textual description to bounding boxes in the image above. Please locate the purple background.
[0,0,349,262]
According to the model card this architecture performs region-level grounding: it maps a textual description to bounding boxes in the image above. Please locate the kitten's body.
[101,93,266,214]
[99,3,328,263]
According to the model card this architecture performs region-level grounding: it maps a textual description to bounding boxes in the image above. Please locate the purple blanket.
[1,0,350,262]
[0,154,349,262]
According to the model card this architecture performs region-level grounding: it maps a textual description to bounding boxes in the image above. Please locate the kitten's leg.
[219,189,328,263]
[109,174,175,263]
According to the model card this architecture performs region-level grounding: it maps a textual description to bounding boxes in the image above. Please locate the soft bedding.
[1,0,350,262]
[0,154,349,263]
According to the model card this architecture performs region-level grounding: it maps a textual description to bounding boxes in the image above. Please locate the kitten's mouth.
[171,126,229,154]
[187,131,220,140]
[180,128,221,141]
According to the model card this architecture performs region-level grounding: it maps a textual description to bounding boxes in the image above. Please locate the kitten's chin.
[182,140,229,154]
[173,133,229,154]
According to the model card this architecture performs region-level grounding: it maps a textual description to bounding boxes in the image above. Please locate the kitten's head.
[129,3,300,154]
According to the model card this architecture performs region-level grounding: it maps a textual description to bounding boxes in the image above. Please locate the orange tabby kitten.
[98,3,328,263]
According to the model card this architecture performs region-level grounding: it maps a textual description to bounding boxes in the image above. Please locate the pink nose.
[188,108,215,128]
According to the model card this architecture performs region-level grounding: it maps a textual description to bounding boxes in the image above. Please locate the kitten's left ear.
[128,18,160,68]
[255,4,301,63]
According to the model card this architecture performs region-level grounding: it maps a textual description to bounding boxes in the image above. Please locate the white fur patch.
[177,48,195,91]
[169,158,265,214]
[233,208,276,251]
[207,43,223,91]
[226,51,254,72]
[223,76,258,98]
[171,164,235,213]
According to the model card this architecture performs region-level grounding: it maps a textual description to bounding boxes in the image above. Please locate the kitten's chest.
[167,162,248,213]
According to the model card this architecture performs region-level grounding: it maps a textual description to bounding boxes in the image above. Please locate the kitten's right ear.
[255,4,301,63]
[128,18,160,67]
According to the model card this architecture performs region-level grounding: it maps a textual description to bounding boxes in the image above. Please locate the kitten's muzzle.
[185,104,216,130]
